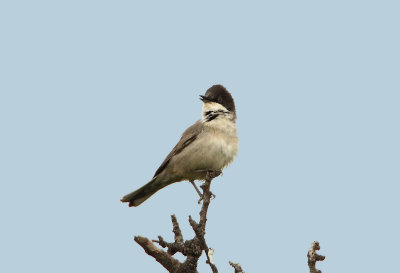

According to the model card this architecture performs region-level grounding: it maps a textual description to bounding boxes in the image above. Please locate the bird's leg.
[190,180,215,204]
[191,169,222,204]
[189,180,202,198]
[189,180,208,204]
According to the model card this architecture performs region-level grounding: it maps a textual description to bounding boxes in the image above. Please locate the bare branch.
[133,170,242,273]
[171,214,184,244]
[229,261,245,273]
[134,236,180,272]
[153,215,185,255]
[307,241,325,273]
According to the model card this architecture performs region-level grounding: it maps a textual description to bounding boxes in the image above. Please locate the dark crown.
[200,85,236,113]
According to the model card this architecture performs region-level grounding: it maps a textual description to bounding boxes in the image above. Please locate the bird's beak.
[200,95,210,102]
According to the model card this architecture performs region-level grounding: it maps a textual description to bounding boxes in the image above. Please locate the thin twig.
[307,241,325,273]
[229,261,245,273]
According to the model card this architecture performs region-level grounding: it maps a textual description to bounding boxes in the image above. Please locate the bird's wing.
[153,120,203,177]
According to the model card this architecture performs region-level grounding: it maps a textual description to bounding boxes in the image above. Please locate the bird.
[121,84,238,207]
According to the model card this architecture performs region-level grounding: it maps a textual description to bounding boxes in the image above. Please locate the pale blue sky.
[1,1,399,272]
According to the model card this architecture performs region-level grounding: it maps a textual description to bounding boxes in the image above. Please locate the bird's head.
[200,85,236,121]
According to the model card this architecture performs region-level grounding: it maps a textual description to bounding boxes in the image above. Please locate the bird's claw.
[197,192,216,204]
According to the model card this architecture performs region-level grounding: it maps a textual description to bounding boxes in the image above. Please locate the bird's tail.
[120,177,168,207]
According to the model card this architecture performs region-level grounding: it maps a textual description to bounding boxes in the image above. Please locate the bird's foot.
[197,192,216,204]
[191,169,221,204]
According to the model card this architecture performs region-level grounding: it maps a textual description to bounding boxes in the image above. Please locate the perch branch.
[134,170,243,272]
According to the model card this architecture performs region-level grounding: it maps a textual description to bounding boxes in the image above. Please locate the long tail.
[120,177,168,207]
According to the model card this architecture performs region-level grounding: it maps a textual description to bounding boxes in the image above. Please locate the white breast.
[200,111,238,169]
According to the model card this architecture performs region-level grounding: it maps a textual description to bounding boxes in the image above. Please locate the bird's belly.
[196,137,236,169]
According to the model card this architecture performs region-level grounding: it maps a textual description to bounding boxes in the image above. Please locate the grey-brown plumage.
[121,85,238,207]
